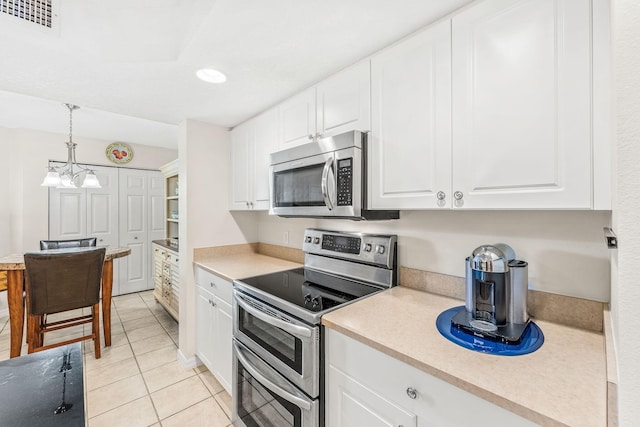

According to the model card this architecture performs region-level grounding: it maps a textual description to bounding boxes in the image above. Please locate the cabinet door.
[229,122,252,210]
[86,165,119,247]
[278,87,316,150]
[369,20,452,209]
[316,61,371,138]
[196,286,216,369]
[213,296,233,393]
[48,162,86,240]
[252,109,279,210]
[451,0,591,209]
[328,365,417,427]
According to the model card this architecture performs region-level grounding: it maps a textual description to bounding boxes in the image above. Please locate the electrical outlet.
[283,231,289,244]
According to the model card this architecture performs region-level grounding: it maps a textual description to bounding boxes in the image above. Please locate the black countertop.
[0,343,84,427]
[152,239,179,252]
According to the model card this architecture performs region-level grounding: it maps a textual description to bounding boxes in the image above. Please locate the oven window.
[237,361,301,427]
[273,164,325,207]
[238,306,303,374]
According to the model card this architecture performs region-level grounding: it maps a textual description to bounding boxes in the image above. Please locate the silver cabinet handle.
[235,294,312,338]
[134,236,138,240]
[245,201,249,208]
[436,191,446,200]
[406,387,417,399]
[209,282,216,288]
[209,299,216,307]
[320,157,335,211]
[308,134,314,141]
[454,191,463,200]
[234,341,312,411]
[316,132,324,139]
[99,238,104,242]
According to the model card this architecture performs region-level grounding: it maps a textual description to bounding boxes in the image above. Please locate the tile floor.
[0,290,233,427]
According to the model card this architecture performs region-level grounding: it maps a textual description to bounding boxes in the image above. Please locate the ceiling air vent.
[1,0,53,28]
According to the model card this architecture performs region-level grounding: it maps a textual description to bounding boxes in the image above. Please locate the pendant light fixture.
[41,103,101,189]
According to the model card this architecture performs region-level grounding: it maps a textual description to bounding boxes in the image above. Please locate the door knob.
[454,191,463,200]
[406,387,417,399]
[436,191,446,200]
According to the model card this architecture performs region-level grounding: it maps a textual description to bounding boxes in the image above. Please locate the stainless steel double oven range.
[232,229,398,427]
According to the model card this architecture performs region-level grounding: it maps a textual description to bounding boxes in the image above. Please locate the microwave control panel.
[336,158,352,206]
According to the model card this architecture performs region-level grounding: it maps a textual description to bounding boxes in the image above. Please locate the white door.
[118,168,150,294]
[451,0,592,208]
[252,108,279,210]
[369,20,452,210]
[278,87,316,150]
[86,166,119,247]
[316,60,371,138]
[48,161,86,241]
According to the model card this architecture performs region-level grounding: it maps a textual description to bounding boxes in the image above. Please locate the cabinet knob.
[134,236,138,240]
[316,132,324,139]
[406,387,417,399]
[209,299,216,307]
[308,134,314,141]
[436,191,446,201]
[99,239,103,242]
[209,282,216,288]
[245,202,249,208]
[454,191,464,200]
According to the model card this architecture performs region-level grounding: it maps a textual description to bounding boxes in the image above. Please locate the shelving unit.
[154,159,179,320]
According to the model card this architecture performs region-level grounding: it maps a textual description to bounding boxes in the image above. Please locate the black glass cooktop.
[237,267,382,313]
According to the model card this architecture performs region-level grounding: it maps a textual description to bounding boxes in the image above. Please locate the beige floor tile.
[86,356,141,391]
[126,323,168,343]
[214,390,232,419]
[139,290,155,301]
[85,343,134,372]
[84,331,128,354]
[130,333,174,356]
[198,370,225,395]
[136,344,177,372]
[161,321,179,335]
[142,360,196,393]
[151,376,211,420]
[87,374,148,418]
[88,396,158,427]
[122,314,159,332]
[159,397,230,427]
[117,307,153,323]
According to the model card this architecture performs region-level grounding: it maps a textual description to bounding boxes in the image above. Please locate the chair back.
[24,247,106,315]
[39,237,97,250]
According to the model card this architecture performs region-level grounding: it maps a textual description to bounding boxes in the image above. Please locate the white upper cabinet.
[278,61,372,150]
[229,108,279,211]
[316,61,371,139]
[278,87,316,150]
[369,20,452,210]
[451,0,592,209]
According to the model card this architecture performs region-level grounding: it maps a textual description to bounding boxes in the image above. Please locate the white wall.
[612,0,640,423]
[258,210,611,302]
[0,126,177,313]
[178,120,257,364]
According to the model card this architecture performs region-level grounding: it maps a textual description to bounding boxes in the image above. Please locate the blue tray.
[436,306,544,356]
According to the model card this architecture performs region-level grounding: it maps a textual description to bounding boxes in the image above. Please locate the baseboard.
[177,348,199,370]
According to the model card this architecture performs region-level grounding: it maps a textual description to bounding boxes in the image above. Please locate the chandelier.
[41,103,101,189]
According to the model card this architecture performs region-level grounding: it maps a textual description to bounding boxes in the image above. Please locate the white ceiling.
[0,0,472,148]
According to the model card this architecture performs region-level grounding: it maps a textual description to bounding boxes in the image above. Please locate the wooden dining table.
[0,247,131,358]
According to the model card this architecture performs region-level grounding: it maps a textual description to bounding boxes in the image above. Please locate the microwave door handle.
[235,294,312,338]
[234,341,312,411]
[321,157,334,210]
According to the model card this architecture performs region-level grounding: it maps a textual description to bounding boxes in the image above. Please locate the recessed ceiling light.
[196,68,227,83]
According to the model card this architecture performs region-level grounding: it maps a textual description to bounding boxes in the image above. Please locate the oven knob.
[364,243,372,252]
[313,237,320,244]
[312,297,320,307]
[304,294,312,304]
[376,245,385,254]
[305,236,312,243]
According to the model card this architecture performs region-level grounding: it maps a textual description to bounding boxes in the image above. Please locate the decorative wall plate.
[106,143,133,164]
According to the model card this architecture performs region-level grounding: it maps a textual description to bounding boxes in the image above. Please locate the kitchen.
[0,0,637,426]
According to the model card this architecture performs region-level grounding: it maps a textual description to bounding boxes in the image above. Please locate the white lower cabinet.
[195,266,233,393]
[152,243,179,320]
[326,329,537,427]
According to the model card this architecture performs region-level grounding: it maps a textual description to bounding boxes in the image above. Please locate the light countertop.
[322,286,606,427]
[193,252,301,282]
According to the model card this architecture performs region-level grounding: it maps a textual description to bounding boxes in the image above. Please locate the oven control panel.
[302,229,396,268]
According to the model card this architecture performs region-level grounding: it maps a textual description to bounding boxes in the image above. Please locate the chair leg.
[92,303,101,359]
[26,314,36,354]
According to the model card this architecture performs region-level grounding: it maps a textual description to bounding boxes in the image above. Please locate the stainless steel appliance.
[451,243,530,343]
[269,131,399,220]
[232,228,398,427]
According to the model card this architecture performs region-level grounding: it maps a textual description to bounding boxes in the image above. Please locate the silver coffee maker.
[451,243,529,343]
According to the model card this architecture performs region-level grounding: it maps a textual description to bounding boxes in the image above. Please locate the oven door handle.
[234,341,312,411]
[235,294,312,338]
[321,156,335,211]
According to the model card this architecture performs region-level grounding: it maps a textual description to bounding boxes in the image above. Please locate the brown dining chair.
[39,237,97,250]
[23,247,105,358]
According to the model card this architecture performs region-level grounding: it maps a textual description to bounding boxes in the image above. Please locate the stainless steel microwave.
[269,131,399,220]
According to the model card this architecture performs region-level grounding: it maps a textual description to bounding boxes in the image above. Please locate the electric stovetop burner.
[237,267,382,314]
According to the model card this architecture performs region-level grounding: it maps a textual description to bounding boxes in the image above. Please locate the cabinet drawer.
[194,266,232,304]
